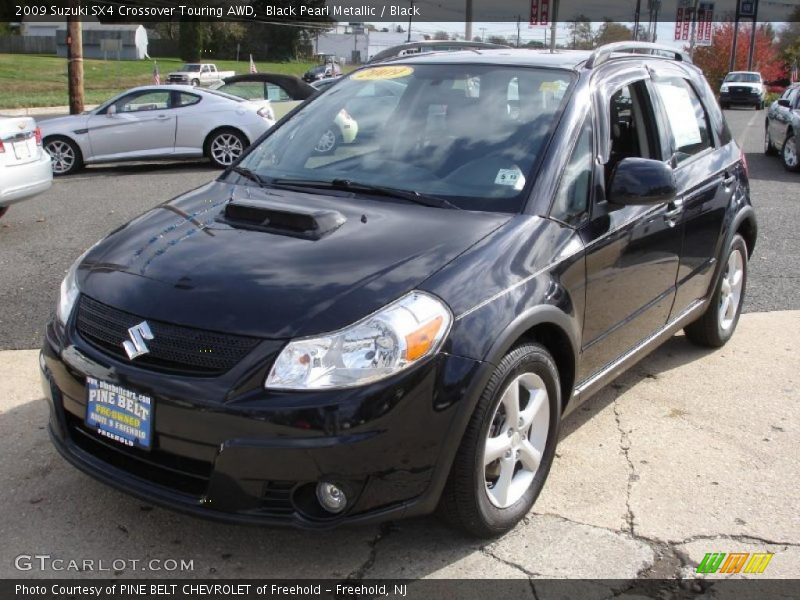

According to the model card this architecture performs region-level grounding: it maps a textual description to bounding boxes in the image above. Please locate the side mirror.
[106,105,117,117]
[777,99,791,108]
[608,157,677,206]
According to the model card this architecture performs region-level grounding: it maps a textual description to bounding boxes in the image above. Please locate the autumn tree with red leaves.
[692,22,784,92]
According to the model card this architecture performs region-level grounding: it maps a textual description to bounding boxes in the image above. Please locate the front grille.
[75,295,261,375]
[66,413,212,497]
[259,481,297,517]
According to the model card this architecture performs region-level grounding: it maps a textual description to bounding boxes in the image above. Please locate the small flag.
[249,54,257,74]
[153,61,160,85]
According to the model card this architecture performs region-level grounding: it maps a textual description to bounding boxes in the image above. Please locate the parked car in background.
[303,55,342,83]
[367,40,508,64]
[211,74,316,120]
[43,43,756,537]
[0,116,52,219]
[40,86,274,175]
[719,71,766,110]
[167,63,235,87]
[765,83,800,172]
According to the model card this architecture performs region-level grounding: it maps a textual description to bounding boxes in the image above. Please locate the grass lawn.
[0,54,318,109]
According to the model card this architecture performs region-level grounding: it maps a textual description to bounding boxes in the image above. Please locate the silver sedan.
[40,85,275,175]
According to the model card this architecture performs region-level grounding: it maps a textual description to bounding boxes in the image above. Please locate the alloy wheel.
[210,133,243,166]
[45,140,75,174]
[483,372,550,509]
[784,135,798,169]
[718,247,744,332]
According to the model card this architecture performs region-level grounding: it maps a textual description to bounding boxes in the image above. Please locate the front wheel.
[765,127,778,156]
[205,129,247,168]
[0,206,8,220]
[44,136,83,175]
[685,234,748,348]
[782,132,800,172]
[191,79,200,87]
[438,343,561,538]
[314,128,340,154]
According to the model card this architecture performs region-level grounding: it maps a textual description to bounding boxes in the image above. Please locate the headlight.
[57,241,101,324]
[266,291,452,390]
[720,85,729,93]
[57,260,80,325]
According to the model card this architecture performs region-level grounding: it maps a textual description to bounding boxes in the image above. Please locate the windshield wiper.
[269,178,460,210]
[230,166,267,186]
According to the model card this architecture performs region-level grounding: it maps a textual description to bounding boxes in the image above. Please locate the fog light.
[316,482,347,514]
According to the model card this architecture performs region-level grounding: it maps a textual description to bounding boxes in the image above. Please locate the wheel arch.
[481,305,579,413]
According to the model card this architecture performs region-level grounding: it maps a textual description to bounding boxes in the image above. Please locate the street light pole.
[407,0,414,42]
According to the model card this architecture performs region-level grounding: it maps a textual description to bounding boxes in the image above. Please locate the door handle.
[722,172,737,187]
[156,114,170,120]
[664,198,683,220]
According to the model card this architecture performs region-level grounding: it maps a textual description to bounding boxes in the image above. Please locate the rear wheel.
[685,234,747,348]
[191,78,200,87]
[439,343,561,538]
[44,136,83,175]
[0,206,8,220]
[782,132,800,172]
[205,129,247,168]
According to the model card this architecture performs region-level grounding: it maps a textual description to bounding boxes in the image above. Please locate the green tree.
[179,20,204,62]
[433,30,449,40]
[487,35,508,45]
[595,20,633,46]
[567,15,594,50]
[249,0,332,60]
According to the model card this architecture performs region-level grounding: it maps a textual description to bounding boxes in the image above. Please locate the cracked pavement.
[1,311,797,588]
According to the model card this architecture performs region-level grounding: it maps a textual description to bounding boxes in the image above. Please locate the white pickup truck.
[167,63,235,87]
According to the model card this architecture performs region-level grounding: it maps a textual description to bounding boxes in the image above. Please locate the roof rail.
[585,42,691,69]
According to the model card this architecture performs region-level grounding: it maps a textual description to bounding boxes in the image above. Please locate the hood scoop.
[220,199,346,240]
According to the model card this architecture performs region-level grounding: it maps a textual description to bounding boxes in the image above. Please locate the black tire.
[765,126,778,156]
[204,128,248,169]
[721,102,729,110]
[43,135,83,176]
[685,234,748,348]
[0,206,8,220]
[438,343,561,538]
[191,79,200,87]
[313,128,340,155]
[758,101,765,110]
[782,132,800,172]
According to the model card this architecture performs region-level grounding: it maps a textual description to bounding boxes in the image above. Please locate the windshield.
[725,73,760,83]
[181,64,202,72]
[236,64,573,212]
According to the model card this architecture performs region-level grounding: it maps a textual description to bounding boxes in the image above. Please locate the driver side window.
[114,91,171,113]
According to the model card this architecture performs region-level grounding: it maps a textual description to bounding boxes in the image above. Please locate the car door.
[649,72,735,316]
[86,89,176,160]
[770,87,798,145]
[577,77,682,381]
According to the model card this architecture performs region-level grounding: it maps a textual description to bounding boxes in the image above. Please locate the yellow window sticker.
[539,81,563,92]
[352,66,414,81]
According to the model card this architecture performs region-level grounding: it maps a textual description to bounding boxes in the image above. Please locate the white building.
[315,27,424,63]
[21,19,149,60]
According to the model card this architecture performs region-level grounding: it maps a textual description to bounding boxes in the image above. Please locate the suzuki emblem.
[123,321,153,360]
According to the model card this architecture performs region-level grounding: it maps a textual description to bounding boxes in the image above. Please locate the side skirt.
[567,299,707,412]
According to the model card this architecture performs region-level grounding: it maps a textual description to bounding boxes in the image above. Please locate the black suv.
[42,42,756,537]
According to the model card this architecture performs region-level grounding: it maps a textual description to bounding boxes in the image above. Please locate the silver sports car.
[40,85,275,175]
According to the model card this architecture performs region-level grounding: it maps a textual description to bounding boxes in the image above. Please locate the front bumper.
[42,318,484,527]
[720,91,762,105]
[0,152,52,206]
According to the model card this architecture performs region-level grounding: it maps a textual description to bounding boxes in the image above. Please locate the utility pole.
[729,2,741,72]
[633,0,642,41]
[465,0,473,41]
[549,0,558,53]
[747,0,759,70]
[516,15,521,47]
[479,27,487,42]
[407,0,414,42]
[66,0,84,115]
[688,0,700,60]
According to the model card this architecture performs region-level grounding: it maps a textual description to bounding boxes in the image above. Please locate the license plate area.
[85,377,153,450]
[12,140,32,160]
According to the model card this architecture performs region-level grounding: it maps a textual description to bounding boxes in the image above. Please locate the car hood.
[723,81,761,89]
[78,181,510,339]
[40,113,89,133]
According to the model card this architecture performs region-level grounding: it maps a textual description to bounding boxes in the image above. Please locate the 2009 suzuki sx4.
[42,44,756,537]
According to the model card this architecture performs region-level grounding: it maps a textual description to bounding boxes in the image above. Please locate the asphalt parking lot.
[0,108,798,588]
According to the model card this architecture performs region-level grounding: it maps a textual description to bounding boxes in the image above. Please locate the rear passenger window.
[653,78,713,164]
[177,93,201,107]
[552,118,592,225]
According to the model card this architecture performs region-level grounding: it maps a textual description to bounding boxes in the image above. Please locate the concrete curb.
[0,104,99,117]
